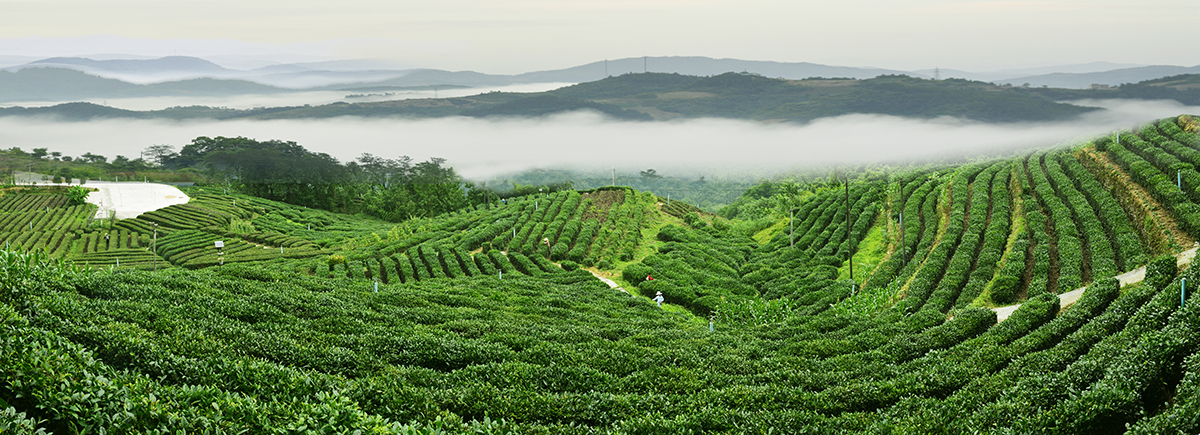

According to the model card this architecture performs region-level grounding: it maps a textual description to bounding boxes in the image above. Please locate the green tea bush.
[1144,254,1178,289]
[990,275,1020,304]
[474,252,498,276]
[622,263,653,285]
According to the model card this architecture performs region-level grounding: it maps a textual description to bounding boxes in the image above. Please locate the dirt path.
[995,246,1198,321]
[587,269,628,293]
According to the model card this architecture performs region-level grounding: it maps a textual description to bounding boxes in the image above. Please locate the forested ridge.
[21,71,1199,123]
[2,115,1200,433]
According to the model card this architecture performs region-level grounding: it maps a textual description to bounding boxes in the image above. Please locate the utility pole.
[612,167,615,186]
[644,56,647,73]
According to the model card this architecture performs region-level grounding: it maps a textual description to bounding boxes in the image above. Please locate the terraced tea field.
[2,115,1200,433]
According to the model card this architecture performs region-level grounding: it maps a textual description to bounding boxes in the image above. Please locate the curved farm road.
[588,269,629,294]
[995,247,1199,321]
[85,181,190,220]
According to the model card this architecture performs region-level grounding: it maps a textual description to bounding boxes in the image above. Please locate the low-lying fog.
[0,98,1195,180]
[0,82,575,111]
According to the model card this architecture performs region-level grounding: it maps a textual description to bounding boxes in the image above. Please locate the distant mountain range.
[6,56,414,89]
[0,72,1108,124]
[0,67,288,101]
[2,55,1199,123]
[994,65,1200,88]
[5,55,1198,105]
[0,55,922,96]
[29,56,230,74]
[510,56,914,83]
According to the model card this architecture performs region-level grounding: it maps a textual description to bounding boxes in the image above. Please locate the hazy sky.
[1,0,1197,73]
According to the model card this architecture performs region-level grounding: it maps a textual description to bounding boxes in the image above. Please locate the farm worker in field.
[654,291,665,307]
[542,237,550,247]
[646,274,654,281]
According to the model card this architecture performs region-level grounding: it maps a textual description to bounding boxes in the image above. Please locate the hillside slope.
[3,116,1200,432]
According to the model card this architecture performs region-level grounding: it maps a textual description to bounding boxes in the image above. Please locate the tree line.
[162,136,489,220]
[0,136,498,222]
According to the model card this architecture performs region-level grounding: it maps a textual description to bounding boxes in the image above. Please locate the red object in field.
[646,274,654,281]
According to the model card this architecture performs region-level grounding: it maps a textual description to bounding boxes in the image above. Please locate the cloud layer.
[0,98,1194,180]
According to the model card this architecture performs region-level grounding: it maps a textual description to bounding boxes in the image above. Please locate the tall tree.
[143,145,177,167]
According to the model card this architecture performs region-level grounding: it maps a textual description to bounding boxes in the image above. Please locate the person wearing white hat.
[653,291,665,307]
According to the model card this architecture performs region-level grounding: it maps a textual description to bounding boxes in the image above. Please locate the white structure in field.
[85,182,190,220]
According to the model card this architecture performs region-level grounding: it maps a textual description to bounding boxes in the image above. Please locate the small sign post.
[215,241,225,270]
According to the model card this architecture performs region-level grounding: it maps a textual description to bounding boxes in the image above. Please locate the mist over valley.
[3,98,1194,181]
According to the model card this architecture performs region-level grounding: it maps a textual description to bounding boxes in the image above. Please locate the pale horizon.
[2,1,1197,74]
[0,48,1180,76]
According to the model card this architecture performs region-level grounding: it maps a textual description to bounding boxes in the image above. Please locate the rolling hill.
[996,64,1200,89]
[0,67,289,101]
[0,55,917,95]
[1,115,1200,432]
[0,72,1108,123]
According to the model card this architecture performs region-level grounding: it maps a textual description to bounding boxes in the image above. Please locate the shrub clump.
[990,275,1020,304]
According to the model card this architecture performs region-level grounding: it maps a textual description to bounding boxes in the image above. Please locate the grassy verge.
[839,213,887,284]
[752,216,789,245]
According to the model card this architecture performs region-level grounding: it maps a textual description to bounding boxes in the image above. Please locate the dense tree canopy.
[165,136,473,220]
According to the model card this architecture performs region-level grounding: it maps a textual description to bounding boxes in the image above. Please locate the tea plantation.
[2,116,1200,433]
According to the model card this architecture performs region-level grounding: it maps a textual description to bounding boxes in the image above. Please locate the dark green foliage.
[454,248,481,277]
[1145,254,1178,290]
[64,185,91,205]
[622,263,653,286]
[991,275,1020,304]
[1127,351,1200,433]
[957,164,1014,307]
[1059,151,1147,270]
[5,117,1200,432]
[473,252,498,276]
[490,250,516,275]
